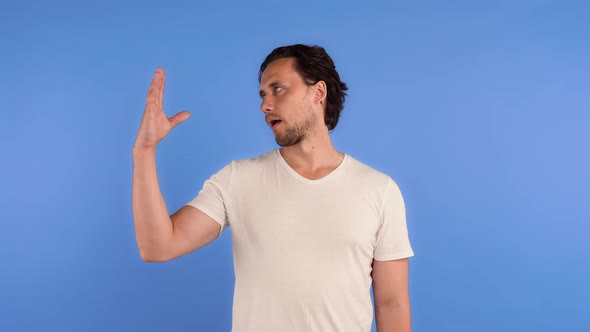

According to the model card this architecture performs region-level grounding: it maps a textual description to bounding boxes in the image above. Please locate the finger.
[146,69,162,110]
[169,111,191,129]
[158,68,166,109]
[146,72,158,105]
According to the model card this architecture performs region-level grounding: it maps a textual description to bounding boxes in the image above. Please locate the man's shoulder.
[344,153,393,182]
[342,153,404,195]
[217,149,277,175]
[232,149,277,166]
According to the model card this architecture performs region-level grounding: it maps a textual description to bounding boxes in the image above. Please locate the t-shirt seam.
[186,203,226,229]
[373,250,414,261]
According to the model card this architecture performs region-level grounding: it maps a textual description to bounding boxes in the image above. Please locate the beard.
[275,112,317,147]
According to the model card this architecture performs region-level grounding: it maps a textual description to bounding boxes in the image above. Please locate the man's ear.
[314,80,327,105]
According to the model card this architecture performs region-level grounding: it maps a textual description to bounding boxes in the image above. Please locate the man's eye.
[273,86,283,93]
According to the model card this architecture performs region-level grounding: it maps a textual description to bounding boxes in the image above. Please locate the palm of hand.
[135,68,190,150]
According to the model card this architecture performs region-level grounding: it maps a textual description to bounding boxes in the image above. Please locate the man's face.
[259,57,318,147]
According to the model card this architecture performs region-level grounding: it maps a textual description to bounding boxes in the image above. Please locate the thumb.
[169,111,191,129]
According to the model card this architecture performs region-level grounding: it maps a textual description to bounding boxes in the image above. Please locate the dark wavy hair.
[259,44,348,131]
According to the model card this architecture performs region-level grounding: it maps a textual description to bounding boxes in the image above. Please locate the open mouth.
[270,119,282,128]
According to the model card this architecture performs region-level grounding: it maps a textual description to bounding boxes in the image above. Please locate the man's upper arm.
[371,258,410,307]
[160,205,222,262]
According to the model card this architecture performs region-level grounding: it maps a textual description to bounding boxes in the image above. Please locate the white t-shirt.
[186,149,414,332]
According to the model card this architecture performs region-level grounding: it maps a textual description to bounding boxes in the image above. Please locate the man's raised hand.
[133,67,191,151]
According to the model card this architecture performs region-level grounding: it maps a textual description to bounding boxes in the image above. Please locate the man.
[132,44,414,332]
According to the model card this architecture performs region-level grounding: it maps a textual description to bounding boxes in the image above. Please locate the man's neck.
[278,128,344,178]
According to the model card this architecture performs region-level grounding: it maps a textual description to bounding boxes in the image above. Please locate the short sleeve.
[373,178,414,261]
[185,162,233,239]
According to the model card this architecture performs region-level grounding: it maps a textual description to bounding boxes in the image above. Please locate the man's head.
[258,45,348,142]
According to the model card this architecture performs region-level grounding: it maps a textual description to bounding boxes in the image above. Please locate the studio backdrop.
[1,1,588,331]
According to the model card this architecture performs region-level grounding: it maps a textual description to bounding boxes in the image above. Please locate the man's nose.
[260,97,274,113]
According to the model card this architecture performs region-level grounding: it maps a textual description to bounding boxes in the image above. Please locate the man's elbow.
[138,248,169,263]
[141,255,162,263]
[375,297,410,312]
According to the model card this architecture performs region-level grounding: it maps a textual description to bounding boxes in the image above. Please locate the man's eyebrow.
[259,81,280,97]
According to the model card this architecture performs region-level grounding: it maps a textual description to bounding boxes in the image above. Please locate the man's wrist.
[132,145,157,157]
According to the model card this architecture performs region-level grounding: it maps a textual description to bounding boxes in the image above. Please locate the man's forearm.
[132,147,174,261]
[375,303,412,332]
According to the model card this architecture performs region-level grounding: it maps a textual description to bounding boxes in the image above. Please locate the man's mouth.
[270,119,282,128]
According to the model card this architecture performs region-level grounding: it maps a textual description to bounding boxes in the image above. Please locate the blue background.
[1,1,589,331]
